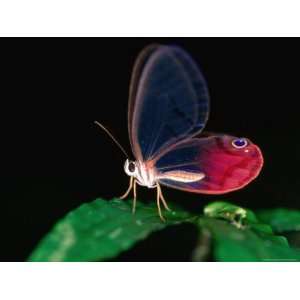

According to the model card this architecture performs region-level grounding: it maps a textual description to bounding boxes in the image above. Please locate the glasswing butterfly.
[95,44,263,221]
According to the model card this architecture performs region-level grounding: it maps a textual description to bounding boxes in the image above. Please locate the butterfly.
[95,44,263,221]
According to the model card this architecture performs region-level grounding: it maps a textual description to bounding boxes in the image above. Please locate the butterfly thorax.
[124,159,157,188]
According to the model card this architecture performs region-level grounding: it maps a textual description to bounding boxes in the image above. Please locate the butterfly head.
[124,159,137,177]
[124,159,157,188]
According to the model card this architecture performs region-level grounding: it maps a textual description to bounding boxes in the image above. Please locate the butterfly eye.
[128,161,136,173]
[232,138,248,149]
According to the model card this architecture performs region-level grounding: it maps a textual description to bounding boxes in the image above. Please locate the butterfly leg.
[157,184,171,212]
[132,179,137,214]
[156,186,166,222]
[119,176,133,199]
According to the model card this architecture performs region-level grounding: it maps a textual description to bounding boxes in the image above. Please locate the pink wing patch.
[155,135,263,194]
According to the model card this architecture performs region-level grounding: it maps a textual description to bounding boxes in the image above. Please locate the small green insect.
[204,201,258,229]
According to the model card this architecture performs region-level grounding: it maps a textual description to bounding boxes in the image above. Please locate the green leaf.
[29,198,300,262]
[257,209,300,233]
[197,217,300,262]
[196,201,300,262]
[28,198,195,262]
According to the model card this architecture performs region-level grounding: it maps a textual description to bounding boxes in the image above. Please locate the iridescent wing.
[155,135,263,194]
[128,44,209,162]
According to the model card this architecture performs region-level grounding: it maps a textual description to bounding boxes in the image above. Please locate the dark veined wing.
[128,44,209,162]
[155,135,263,194]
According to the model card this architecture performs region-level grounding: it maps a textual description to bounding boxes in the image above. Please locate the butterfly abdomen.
[157,170,205,183]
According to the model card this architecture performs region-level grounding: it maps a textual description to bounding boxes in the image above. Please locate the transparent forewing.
[128,45,209,162]
[156,135,263,194]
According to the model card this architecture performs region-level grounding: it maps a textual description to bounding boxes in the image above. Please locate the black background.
[1,38,300,261]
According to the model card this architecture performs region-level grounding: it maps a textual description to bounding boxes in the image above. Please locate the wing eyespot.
[231,138,248,149]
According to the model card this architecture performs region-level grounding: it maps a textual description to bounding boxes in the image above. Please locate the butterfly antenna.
[94,121,129,158]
